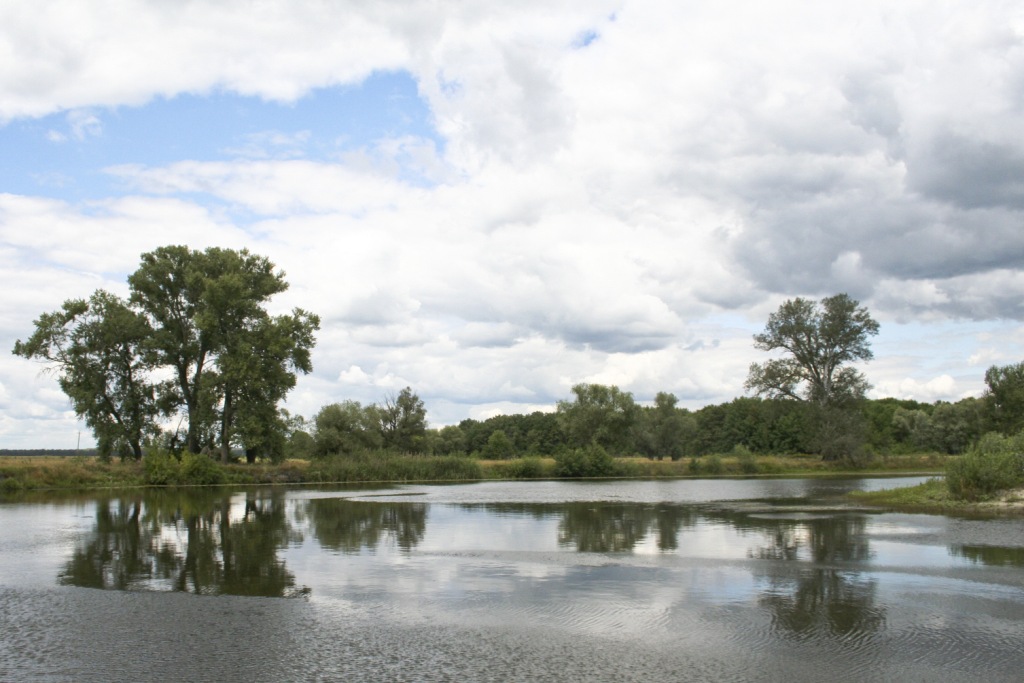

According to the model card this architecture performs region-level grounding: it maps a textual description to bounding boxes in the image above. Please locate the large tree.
[556,383,639,455]
[13,291,159,460]
[379,387,428,453]
[128,245,319,460]
[983,361,1024,435]
[746,294,879,407]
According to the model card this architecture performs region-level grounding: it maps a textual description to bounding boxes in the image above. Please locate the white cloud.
[3,1,1024,444]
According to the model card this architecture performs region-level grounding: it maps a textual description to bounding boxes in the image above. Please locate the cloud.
[3,1,1024,444]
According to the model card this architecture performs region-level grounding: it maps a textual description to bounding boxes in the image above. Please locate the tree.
[746,294,879,407]
[556,383,639,455]
[379,387,427,453]
[983,361,1024,435]
[215,311,319,462]
[127,245,319,460]
[13,291,159,460]
[313,401,384,457]
[482,429,516,459]
[635,392,695,461]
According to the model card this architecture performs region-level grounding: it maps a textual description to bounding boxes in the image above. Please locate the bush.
[734,445,759,474]
[554,444,614,478]
[307,451,483,483]
[506,456,547,479]
[704,454,724,475]
[946,432,1024,501]
[144,449,181,486]
[144,449,226,486]
[179,452,226,486]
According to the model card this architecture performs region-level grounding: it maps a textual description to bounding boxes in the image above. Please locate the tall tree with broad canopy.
[13,291,159,460]
[379,387,428,453]
[557,383,639,455]
[746,294,879,407]
[128,245,319,460]
[983,361,1024,435]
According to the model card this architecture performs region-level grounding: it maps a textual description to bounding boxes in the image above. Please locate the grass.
[850,477,1024,516]
[0,452,952,493]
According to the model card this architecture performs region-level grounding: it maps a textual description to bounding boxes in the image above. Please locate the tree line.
[299,385,994,463]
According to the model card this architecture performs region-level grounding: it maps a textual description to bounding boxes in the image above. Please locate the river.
[1,476,1022,682]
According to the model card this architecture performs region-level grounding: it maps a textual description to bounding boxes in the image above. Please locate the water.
[1,477,1023,682]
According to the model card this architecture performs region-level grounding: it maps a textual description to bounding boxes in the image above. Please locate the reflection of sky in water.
[4,478,1023,682]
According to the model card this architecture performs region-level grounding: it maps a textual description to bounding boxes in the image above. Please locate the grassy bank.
[850,477,1024,516]
[0,452,951,493]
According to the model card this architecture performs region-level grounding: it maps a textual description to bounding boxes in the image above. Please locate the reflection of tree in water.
[950,544,1024,567]
[726,512,884,638]
[556,504,697,553]
[306,499,426,553]
[59,491,306,598]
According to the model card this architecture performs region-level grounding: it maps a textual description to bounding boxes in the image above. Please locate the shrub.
[554,444,614,478]
[733,445,759,474]
[144,449,226,486]
[704,454,724,475]
[506,456,546,479]
[946,432,1024,501]
[144,449,181,486]
[307,451,483,483]
[179,452,226,486]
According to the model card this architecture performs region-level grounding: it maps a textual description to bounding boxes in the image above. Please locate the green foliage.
[144,449,226,486]
[179,452,227,486]
[482,429,516,459]
[379,387,428,453]
[13,245,319,464]
[746,293,879,407]
[704,454,724,475]
[501,456,548,479]
[143,449,182,486]
[984,362,1024,434]
[734,444,759,474]
[306,451,483,483]
[634,392,697,460]
[435,425,467,455]
[557,384,639,455]
[946,432,1024,501]
[554,444,615,478]
[13,291,159,460]
[313,401,384,457]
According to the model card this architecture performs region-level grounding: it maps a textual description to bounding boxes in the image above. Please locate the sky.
[2,0,1024,449]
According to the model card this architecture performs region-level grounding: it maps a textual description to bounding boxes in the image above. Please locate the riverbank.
[850,477,1024,516]
[0,452,950,493]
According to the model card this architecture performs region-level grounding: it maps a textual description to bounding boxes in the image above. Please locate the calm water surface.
[1,477,1022,682]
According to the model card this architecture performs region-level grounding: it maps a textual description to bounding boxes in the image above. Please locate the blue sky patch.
[1,71,440,202]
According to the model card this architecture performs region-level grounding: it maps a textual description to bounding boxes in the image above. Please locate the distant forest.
[0,449,99,457]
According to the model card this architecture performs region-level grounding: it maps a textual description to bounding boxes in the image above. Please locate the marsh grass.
[0,451,951,492]
[306,452,484,483]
